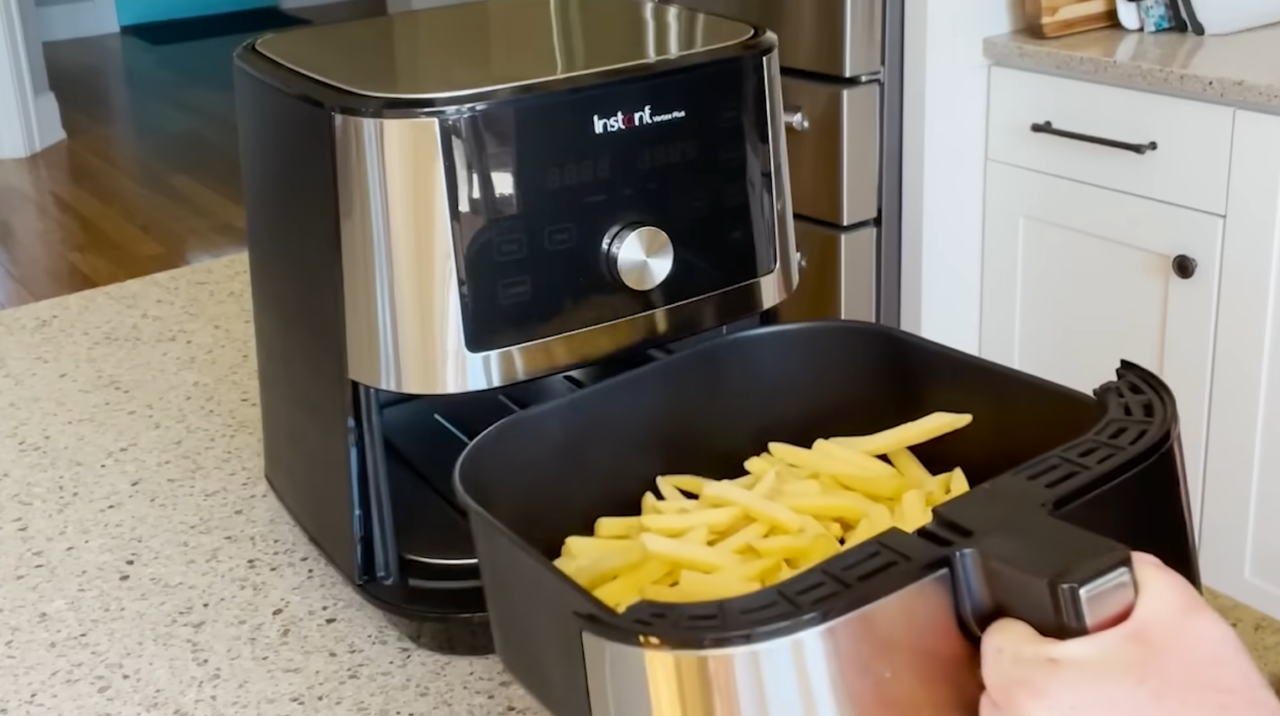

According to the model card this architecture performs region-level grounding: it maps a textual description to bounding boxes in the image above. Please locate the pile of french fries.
[554,412,976,612]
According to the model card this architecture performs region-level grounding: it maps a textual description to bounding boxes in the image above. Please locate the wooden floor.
[0,2,383,310]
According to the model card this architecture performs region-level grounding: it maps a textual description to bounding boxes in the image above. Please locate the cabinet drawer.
[987,67,1235,215]
[657,0,883,77]
[783,77,879,226]
[776,220,877,323]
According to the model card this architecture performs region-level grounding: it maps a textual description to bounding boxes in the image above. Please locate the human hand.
[980,552,1280,716]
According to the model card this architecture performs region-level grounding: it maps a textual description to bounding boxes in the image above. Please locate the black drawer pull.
[1030,121,1158,155]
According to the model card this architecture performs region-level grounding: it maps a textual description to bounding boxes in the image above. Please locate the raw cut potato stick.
[658,475,711,496]
[714,521,770,554]
[702,479,804,533]
[573,542,646,590]
[592,558,672,611]
[772,441,902,482]
[594,516,641,538]
[639,507,744,536]
[562,536,639,560]
[886,448,931,490]
[639,532,741,572]
[557,413,978,611]
[830,412,974,455]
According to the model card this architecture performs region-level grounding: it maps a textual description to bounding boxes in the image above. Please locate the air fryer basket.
[455,321,1197,716]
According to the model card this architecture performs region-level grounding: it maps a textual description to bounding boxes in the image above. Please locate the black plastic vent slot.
[780,572,846,608]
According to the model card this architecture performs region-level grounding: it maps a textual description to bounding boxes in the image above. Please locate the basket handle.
[951,512,1136,640]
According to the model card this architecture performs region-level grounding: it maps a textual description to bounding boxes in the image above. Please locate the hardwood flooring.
[0,1,384,310]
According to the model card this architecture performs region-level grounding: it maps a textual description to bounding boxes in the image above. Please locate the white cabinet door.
[1201,111,1280,619]
[981,162,1224,532]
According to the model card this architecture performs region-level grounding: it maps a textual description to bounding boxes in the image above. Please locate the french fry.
[778,491,878,522]
[784,440,902,482]
[924,474,950,506]
[765,562,794,586]
[594,516,642,538]
[793,533,842,572]
[640,491,660,516]
[658,475,711,497]
[640,507,744,536]
[702,479,804,533]
[886,448,931,490]
[896,489,930,532]
[592,558,672,611]
[751,535,812,560]
[830,412,973,455]
[639,532,741,572]
[652,500,704,515]
[560,413,978,609]
[779,479,824,497]
[744,454,777,476]
[643,578,759,603]
[682,525,711,545]
[656,480,692,502]
[573,542,646,590]
[563,536,638,560]
[714,521,770,554]
[750,469,779,497]
[720,557,782,581]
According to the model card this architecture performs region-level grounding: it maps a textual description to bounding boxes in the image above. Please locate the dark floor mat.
[123,8,309,46]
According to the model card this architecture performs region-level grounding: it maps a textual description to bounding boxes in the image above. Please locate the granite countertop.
[0,255,545,716]
[3,255,1279,714]
[985,24,1280,111]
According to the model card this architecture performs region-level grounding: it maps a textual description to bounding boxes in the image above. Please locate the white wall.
[16,0,46,93]
[0,0,64,158]
[900,0,1023,354]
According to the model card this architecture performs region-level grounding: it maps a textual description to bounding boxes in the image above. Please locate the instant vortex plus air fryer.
[234,0,798,653]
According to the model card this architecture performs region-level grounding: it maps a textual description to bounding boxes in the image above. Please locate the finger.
[978,690,1009,716]
[981,616,1062,690]
[1128,551,1203,618]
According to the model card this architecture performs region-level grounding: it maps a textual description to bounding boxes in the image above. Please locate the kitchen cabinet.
[984,66,1280,623]
[981,161,1224,532]
[1200,110,1280,619]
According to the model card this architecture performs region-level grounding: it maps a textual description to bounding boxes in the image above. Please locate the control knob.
[605,225,674,291]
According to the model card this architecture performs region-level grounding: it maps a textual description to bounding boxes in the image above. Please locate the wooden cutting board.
[1025,0,1118,37]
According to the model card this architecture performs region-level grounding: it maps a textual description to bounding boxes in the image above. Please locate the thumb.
[981,617,1063,690]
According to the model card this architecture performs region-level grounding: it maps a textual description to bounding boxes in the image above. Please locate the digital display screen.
[442,54,778,353]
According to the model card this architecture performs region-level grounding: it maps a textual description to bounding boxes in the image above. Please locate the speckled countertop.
[985,24,1280,112]
[3,255,1279,714]
[0,255,544,716]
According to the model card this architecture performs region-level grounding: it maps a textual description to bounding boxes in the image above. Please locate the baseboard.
[33,91,66,152]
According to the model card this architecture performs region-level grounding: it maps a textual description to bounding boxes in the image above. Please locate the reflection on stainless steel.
[255,0,755,100]
[781,76,880,227]
[1080,566,1137,632]
[778,221,876,323]
[609,226,676,292]
[582,569,982,716]
[334,51,797,395]
[652,0,884,78]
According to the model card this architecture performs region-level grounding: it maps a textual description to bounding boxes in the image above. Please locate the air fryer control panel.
[441,55,779,353]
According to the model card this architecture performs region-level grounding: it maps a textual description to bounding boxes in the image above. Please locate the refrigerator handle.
[951,512,1137,640]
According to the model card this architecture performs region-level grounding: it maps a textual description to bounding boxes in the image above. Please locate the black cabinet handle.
[1031,121,1158,155]
[1172,255,1197,279]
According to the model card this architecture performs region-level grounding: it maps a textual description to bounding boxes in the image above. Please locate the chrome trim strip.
[582,569,982,716]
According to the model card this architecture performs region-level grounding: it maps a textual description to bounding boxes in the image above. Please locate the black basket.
[454,321,1196,716]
